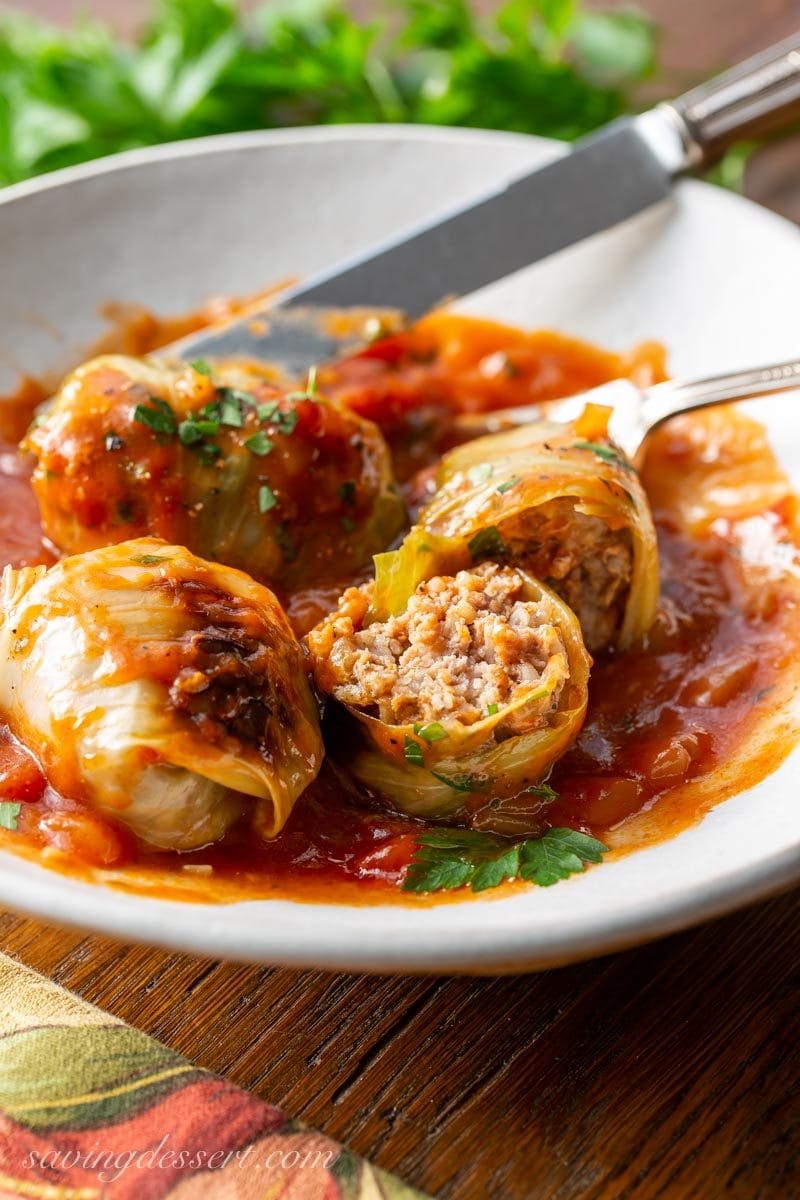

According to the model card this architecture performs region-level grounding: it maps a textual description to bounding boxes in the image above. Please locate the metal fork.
[453,359,800,459]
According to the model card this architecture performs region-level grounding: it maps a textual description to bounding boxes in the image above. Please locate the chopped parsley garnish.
[257,401,299,436]
[276,408,299,436]
[527,783,558,802]
[178,417,220,446]
[412,721,447,743]
[133,397,177,436]
[403,736,425,766]
[571,440,636,472]
[286,366,320,404]
[430,772,486,793]
[219,392,245,428]
[133,554,168,565]
[402,826,607,894]
[104,433,125,452]
[244,431,274,457]
[338,480,357,506]
[190,359,213,377]
[496,477,520,494]
[197,443,221,465]
[467,526,506,560]
[0,802,22,831]
[486,703,499,716]
[258,484,278,513]
[341,516,357,534]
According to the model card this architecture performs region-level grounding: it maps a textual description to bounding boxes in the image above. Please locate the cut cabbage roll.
[23,355,406,591]
[418,406,659,651]
[0,538,323,851]
[307,533,590,827]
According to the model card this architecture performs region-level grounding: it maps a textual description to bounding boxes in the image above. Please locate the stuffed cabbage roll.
[0,538,323,851]
[307,532,590,827]
[23,355,405,591]
[418,407,659,651]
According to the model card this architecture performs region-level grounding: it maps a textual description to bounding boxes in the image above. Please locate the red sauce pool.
[2,314,799,904]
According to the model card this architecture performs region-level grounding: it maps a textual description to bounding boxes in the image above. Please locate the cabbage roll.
[0,538,323,850]
[23,356,405,590]
[307,532,590,826]
[418,407,659,651]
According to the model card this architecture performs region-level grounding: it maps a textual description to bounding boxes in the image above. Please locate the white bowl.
[2,126,800,973]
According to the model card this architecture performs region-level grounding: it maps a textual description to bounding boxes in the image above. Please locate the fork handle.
[663,33,800,167]
[643,360,800,432]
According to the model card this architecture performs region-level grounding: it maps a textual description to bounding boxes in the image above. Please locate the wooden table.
[4,3,800,1198]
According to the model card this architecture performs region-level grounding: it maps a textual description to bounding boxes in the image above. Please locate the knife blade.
[172,34,800,377]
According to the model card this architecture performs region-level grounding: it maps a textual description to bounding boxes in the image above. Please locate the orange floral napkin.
[0,953,431,1199]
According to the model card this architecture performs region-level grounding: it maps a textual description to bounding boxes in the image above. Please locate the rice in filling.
[313,562,569,732]
[497,500,633,652]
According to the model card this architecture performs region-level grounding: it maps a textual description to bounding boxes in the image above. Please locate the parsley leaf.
[402,826,607,894]
[258,484,278,513]
[0,0,660,194]
[496,477,520,494]
[430,771,486,793]
[467,526,507,560]
[197,443,221,465]
[178,417,220,446]
[277,409,299,436]
[190,359,213,377]
[219,392,245,428]
[285,366,321,405]
[244,431,274,457]
[571,441,636,472]
[413,721,448,743]
[0,802,22,831]
[527,783,559,802]
[404,736,425,766]
[133,397,177,436]
[519,828,606,886]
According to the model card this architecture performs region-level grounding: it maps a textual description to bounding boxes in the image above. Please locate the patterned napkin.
[0,952,431,1199]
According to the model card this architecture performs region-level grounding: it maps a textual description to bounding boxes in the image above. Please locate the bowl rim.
[2,124,799,973]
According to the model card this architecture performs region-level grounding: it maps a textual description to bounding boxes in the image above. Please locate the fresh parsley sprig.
[571,440,636,472]
[402,826,607,893]
[0,0,659,189]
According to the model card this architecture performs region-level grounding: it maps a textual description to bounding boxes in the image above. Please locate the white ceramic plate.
[2,127,800,973]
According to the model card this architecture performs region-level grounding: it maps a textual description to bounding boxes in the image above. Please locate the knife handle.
[663,33,800,167]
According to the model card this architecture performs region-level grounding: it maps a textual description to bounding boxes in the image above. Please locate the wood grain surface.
[3,2,800,1198]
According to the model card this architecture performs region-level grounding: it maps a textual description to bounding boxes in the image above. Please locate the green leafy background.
[0,0,660,186]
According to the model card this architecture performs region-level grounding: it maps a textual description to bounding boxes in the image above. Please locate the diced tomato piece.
[39,810,128,867]
[0,742,46,803]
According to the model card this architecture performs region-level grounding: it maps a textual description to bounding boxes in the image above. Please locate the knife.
[174,34,800,376]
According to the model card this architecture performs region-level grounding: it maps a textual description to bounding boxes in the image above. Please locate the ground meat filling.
[153,578,295,752]
[497,500,633,652]
[321,563,570,733]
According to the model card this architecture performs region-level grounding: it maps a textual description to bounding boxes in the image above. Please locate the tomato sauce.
[1,311,799,904]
